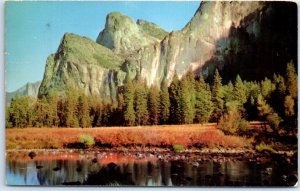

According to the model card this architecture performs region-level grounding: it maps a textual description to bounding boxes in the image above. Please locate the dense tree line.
[6,61,297,134]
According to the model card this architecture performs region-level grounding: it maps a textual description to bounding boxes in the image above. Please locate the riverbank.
[6,148,297,172]
[6,123,297,158]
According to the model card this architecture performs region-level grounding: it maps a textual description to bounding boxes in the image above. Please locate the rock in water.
[192,162,200,168]
[53,167,61,171]
[28,151,37,159]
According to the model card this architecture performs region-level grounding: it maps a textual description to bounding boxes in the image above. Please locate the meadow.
[6,123,251,150]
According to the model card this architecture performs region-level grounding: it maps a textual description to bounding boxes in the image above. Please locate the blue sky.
[5,1,200,92]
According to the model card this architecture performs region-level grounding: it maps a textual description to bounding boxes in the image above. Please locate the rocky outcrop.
[38,33,125,100]
[39,1,297,99]
[96,12,159,54]
[6,81,41,105]
[137,19,168,40]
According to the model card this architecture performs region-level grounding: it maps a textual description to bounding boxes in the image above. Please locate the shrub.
[172,144,185,152]
[266,113,282,130]
[255,142,276,153]
[79,134,95,147]
[219,107,249,135]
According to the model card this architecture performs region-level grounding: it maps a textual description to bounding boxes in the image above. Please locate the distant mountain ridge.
[6,81,41,104]
[38,1,297,100]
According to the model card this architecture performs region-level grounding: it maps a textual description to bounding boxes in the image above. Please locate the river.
[6,150,297,186]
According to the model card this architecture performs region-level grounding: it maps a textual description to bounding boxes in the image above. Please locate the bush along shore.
[6,123,297,157]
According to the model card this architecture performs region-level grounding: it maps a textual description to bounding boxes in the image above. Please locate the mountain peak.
[136,19,168,40]
[96,12,158,54]
[6,81,41,105]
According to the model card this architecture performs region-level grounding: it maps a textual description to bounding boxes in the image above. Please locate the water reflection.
[6,151,296,186]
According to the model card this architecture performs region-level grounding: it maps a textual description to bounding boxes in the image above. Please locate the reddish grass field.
[6,124,250,150]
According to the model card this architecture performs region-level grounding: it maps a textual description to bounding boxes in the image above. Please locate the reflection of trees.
[83,160,165,186]
[7,155,287,186]
[161,161,172,186]
[36,159,94,185]
[7,160,27,177]
[84,162,134,185]
[170,161,186,186]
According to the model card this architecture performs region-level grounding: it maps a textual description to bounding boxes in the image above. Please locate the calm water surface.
[6,151,297,186]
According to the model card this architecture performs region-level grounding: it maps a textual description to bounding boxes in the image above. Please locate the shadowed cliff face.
[203,2,298,83]
[38,1,297,100]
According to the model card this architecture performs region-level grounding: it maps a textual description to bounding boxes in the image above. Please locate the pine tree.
[244,81,260,120]
[101,100,111,126]
[160,82,170,124]
[260,77,275,98]
[5,106,13,128]
[48,92,59,127]
[9,96,33,127]
[284,95,295,117]
[124,80,135,126]
[78,94,91,128]
[148,85,160,125]
[233,75,247,107]
[211,69,224,123]
[66,89,79,128]
[257,94,282,131]
[89,96,102,127]
[57,98,67,127]
[286,61,298,99]
[134,80,149,125]
[270,74,286,117]
[223,81,234,103]
[117,91,125,112]
[169,72,181,124]
[273,74,286,96]
[34,96,50,127]
[195,75,213,123]
[180,74,195,124]
[116,89,125,125]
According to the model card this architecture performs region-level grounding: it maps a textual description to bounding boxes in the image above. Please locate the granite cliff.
[38,1,297,100]
[6,81,41,105]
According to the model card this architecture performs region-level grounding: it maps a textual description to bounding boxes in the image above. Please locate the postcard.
[5,1,298,186]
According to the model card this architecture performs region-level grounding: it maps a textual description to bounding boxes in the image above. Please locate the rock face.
[38,33,125,100]
[38,1,297,100]
[6,81,41,105]
[96,12,159,54]
[125,1,296,86]
[137,19,168,40]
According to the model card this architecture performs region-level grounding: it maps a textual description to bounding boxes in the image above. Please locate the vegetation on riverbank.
[6,124,250,150]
